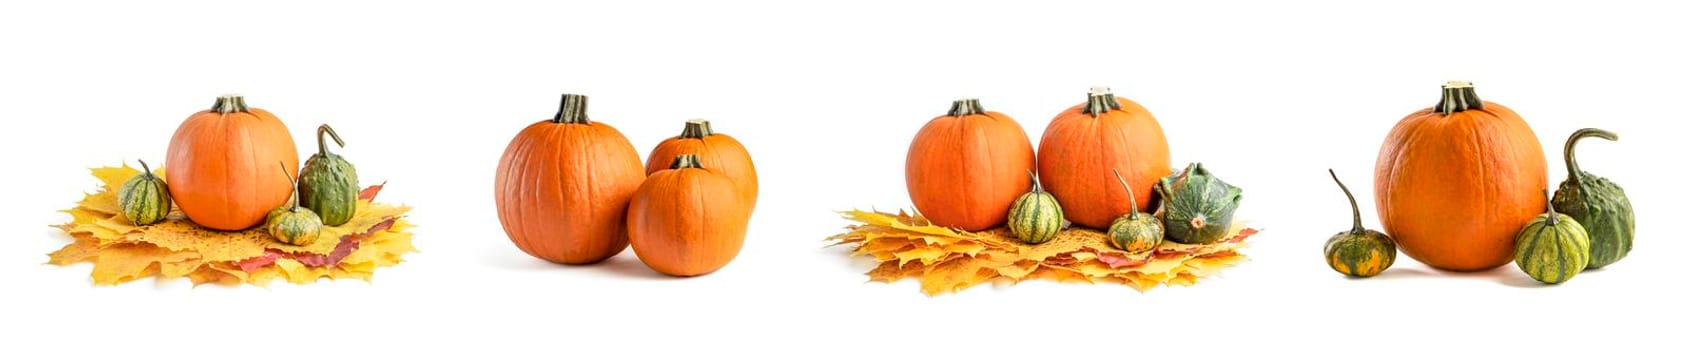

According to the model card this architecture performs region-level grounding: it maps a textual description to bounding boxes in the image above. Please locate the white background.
[2,1,1681,348]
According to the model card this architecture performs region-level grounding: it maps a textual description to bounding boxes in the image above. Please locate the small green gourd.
[1154,163,1242,244]
[299,124,359,226]
[1107,168,1163,253]
[1008,170,1064,244]
[118,159,172,226]
[268,163,323,246]
[1550,128,1633,269]
[1516,190,1591,284]
[1322,169,1396,278]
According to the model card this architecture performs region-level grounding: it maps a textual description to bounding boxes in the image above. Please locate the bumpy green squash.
[1322,169,1396,277]
[1550,128,1633,269]
[1107,169,1163,253]
[1008,170,1064,244]
[1516,190,1591,284]
[1154,163,1242,244]
[118,159,172,226]
[299,124,359,226]
[268,163,323,246]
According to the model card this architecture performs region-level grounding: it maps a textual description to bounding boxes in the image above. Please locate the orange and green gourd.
[1107,168,1163,253]
[267,163,323,246]
[1323,169,1396,278]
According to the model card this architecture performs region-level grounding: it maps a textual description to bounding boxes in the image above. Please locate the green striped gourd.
[1550,128,1633,269]
[118,159,172,226]
[1107,168,1163,253]
[1322,169,1396,277]
[268,163,323,246]
[299,124,359,226]
[1008,171,1064,244]
[1516,190,1591,284]
[1154,163,1242,244]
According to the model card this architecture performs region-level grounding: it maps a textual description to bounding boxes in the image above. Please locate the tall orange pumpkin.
[166,95,299,231]
[905,98,1035,231]
[627,155,750,277]
[646,119,758,211]
[1374,81,1547,271]
[495,94,646,265]
[1038,87,1171,229]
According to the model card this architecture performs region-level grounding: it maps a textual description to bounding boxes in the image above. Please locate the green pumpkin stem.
[670,154,703,170]
[1543,189,1559,226]
[947,99,984,116]
[1434,81,1483,115]
[680,119,714,138]
[1026,169,1043,193]
[136,159,155,180]
[1328,169,1364,233]
[1084,86,1122,116]
[1563,128,1618,184]
[1112,168,1142,220]
[552,94,590,124]
[316,124,346,156]
[210,94,249,114]
[279,162,300,212]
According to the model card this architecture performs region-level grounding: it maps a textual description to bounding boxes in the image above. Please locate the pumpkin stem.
[680,119,714,139]
[1112,168,1142,220]
[947,99,984,116]
[1434,81,1483,115]
[1328,169,1364,233]
[280,161,300,211]
[210,94,249,114]
[1543,189,1558,226]
[669,154,703,170]
[552,94,590,124]
[1084,86,1122,116]
[136,159,155,179]
[316,124,346,156]
[1563,128,1618,184]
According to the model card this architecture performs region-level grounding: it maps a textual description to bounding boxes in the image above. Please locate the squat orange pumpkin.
[905,98,1035,231]
[1038,87,1171,229]
[495,94,646,265]
[628,154,750,277]
[166,95,299,231]
[646,119,758,211]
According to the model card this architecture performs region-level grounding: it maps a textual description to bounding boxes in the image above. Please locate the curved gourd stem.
[1543,189,1559,226]
[1563,128,1619,184]
[211,94,249,114]
[670,154,703,170]
[680,119,714,139]
[316,124,346,156]
[1084,86,1122,116]
[280,162,300,211]
[1328,169,1363,233]
[1025,169,1043,193]
[1112,168,1141,220]
[947,99,984,116]
[137,159,156,179]
[1434,81,1483,115]
[552,94,590,124]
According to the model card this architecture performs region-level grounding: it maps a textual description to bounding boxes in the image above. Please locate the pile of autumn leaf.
[47,164,416,286]
[827,210,1257,295]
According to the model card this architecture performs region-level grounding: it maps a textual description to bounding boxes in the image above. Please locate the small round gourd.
[118,159,172,226]
[299,124,359,226]
[1007,170,1064,244]
[1107,168,1163,253]
[1322,169,1397,277]
[1550,128,1633,269]
[1515,190,1591,284]
[267,163,323,246]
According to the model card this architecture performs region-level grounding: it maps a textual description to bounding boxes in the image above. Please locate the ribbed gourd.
[1007,170,1064,244]
[267,163,323,246]
[118,159,172,226]
[1550,128,1634,269]
[1154,163,1242,244]
[299,124,359,226]
[1107,169,1163,253]
[1323,169,1397,278]
[1515,190,1591,284]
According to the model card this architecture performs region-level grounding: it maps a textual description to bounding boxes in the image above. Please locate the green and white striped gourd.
[1515,190,1591,284]
[299,124,359,226]
[1008,170,1064,244]
[118,159,172,226]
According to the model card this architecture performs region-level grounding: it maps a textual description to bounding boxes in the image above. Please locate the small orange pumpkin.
[166,95,300,231]
[905,98,1035,231]
[1374,81,1547,271]
[646,119,757,210]
[1038,87,1172,229]
[495,94,646,265]
[627,154,750,277]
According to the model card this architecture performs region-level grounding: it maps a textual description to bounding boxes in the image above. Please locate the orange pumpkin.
[166,95,300,231]
[905,98,1035,231]
[1374,81,1547,271]
[627,154,750,277]
[646,119,757,211]
[495,94,646,265]
[1037,87,1171,229]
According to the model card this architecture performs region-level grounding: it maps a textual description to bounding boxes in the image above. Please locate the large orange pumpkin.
[495,94,646,265]
[1037,87,1171,229]
[166,95,300,231]
[646,119,757,211]
[905,98,1035,231]
[627,154,750,277]
[1374,81,1547,271]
